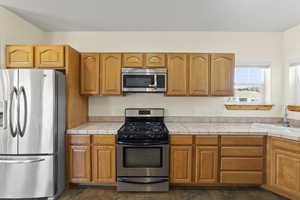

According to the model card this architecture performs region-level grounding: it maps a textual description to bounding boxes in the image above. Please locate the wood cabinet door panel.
[81,53,100,95]
[35,45,65,68]
[189,54,209,96]
[271,148,300,194]
[195,146,218,184]
[211,54,235,96]
[101,54,122,95]
[167,54,188,96]
[170,145,193,184]
[123,53,143,67]
[69,145,91,183]
[145,53,165,67]
[92,145,116,184]
[6,45,34,68]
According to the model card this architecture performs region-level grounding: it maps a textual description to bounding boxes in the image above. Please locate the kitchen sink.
[251,123,300,133]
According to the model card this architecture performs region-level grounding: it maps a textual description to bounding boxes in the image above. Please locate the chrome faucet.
[283,105,290,127]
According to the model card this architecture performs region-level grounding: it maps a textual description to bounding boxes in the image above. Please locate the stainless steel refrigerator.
[0,69,66,199]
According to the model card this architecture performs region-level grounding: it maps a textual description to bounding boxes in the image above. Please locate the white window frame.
[228,63,271,105]
[288,59,300,105]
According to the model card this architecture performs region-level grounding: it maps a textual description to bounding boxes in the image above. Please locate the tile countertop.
[66,122,300,141]
[67,122,123,134]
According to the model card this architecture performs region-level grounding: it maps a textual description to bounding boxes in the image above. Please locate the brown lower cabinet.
[170,145,193,183]
[68,134,116,184]
[195,146,219,184]
[265,137,300,200]
[220,135,265,185]
[69,133,300,200]
[170,135,219,184]
[170,135,265,186]
[69,144,91,183]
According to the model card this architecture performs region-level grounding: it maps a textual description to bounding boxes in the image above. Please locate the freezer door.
[18,70,56,154]
[0,155,55,198]
[0,70,18,154]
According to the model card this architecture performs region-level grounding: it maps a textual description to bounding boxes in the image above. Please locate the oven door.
[122,73,166,92]
[117,144,169,177]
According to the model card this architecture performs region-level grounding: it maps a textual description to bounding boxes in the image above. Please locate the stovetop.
[118,120,169,144]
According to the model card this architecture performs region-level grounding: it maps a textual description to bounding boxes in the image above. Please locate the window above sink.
[226,62,272,110]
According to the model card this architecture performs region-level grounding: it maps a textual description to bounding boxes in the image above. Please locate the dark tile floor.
[59,186,288,200]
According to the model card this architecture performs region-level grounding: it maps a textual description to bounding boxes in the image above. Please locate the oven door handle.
[118,178,168,185]
[117,142,168,146]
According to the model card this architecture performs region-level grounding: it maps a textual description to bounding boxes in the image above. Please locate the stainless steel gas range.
[117,108,169,192]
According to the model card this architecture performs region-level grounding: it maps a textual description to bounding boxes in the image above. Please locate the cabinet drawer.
[195,136,218,145]
[221,147,264,157]
[92,135,115,145]
[221,136,264,146]
[220,171,263,184]
[69,135,91,145]
[271,137,300,153]
[170,135,193,145]
[221,158,263,171]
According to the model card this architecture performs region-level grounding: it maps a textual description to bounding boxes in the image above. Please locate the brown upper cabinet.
[81,53,100,95]
[210,53,235,96]
[188,54,210,96]
[167,54,188,96]
[145,53,166,67]
[6,45,66,69]
[35,45,65,68]
[6,45,34,68]
[101,54,122,95]
[123,53,143,67]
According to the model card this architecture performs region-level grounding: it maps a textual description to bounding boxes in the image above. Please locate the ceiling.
[1,0,300,32]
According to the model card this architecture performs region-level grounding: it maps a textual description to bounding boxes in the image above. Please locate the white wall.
[283,24,300,119]
[49,32,283,117]
[0,7,48,67]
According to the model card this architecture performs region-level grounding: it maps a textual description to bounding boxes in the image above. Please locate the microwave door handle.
[148,74,157,88]
[154,74,157,87]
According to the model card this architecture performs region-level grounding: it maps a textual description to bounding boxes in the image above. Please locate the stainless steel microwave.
[122,68,167,93]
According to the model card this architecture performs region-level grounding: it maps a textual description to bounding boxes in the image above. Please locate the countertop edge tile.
[66,122,300,141]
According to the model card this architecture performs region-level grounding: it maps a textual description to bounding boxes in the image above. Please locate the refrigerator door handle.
[0,158,45,164]
[18,86,27,137]
[9,87,18,137]
[1,100,8,129]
